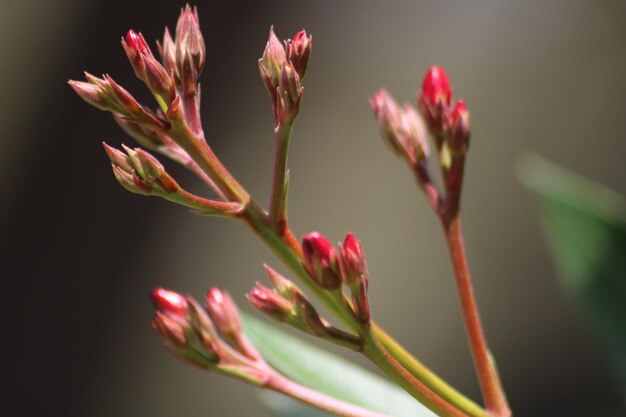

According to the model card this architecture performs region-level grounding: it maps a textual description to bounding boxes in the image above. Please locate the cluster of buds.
[157,5,205,95]
[302,232,371,324]
[258,27,312,126]
[151,287,267,383]
[69,74,167,130]
[418,66,470,155]
[248,266,362,349]
[370,66,471,214]
[104,143,178,196]
[122,30,175,107]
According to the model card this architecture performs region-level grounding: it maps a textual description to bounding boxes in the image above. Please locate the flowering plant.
[70,6,512,417]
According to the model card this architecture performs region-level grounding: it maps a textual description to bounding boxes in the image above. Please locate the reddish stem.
[443,215,510,417]
[266,371,395,417]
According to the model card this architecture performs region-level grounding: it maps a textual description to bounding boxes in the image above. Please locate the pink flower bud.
[276,61,303,125]
[369,89,428,165]
[302,232,341,290]
[153,311,187,346]
[206,288,241,337]
[175,5,205,76]
[285,30,312,79]
[247,284,293,322]
[340,233,367,284]
[263,264,296,296]
[339,233,370,323]
[150,287,188,317]
[421,66,451,108]
[157,28,176,76]
[448,99,470,153]
[260,27,286,88]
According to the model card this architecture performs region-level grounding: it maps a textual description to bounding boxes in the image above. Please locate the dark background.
[3,1,626,416]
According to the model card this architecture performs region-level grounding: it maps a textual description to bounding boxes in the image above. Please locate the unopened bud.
[68,80,110,111]
[206,288,241,337]
[263,264,296,297]
[339,233,370,323]
[247,284,293,322]
[302,232,341,290]
[370,89,428,165]
[292,292,327,337]
[153,310,187,346]
[418,66,452,135]
[123,30,174,104]
[113,113,162,151]
[285,30,312,79]
[448,99,470,154]
[175,5,205,77]
[259,27,286,90]
[157,28,177,76]
[105,144,179,196]
[151,287,189,317]
[421,65,451,108]
[276,61,303,125]
[339,233,367,285]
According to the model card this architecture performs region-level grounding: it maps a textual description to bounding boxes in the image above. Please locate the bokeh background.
[3,0,626,416]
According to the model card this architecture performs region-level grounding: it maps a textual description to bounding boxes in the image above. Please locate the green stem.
[269,123,293,228]
[372,325,490,417]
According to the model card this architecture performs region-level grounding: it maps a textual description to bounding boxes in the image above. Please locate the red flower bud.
[151,287,188,317]
[421,65,452,108]
[285,30,312,79]
[302,232,341,290]
[448,99,471,154]
[125,30,150,55]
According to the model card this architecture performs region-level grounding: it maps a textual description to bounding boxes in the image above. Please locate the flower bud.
[448,99,470,154]
[276,61,303,125]
[285,30,312,79]
[157,27,177,76]
[206,288,241,338]
[259,27,286,91]
[302,232,341,290]
[421,65,451,108]
[175,5,205,76]
[339,233,367,285]
[418,66,452,135]
[105,144,179,196]
[263,264,296,297]
[68,80,110,111]
[123,30,175,104]
[153,311,187,346]
[151,287,189,317]
[369,89,428,165]
[247,283,293,322]
[339,233,370,323]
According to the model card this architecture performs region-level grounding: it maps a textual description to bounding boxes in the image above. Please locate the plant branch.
[371,324,490,417]
[442,215,510,417]
[269,123,293,229]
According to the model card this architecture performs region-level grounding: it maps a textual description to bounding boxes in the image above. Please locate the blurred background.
[3,0,626,416]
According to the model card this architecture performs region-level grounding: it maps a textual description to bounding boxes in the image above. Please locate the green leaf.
[241,313,436,417]
[518,155,626,391]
